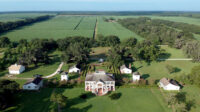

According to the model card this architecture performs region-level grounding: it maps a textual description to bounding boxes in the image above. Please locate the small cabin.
[8,64,25,74]
[61,72,68,81]
[23,77,43,90]
[69,65,81,73]
[120,65,132,74]
[159,78,180,91]
[132,72,140,81]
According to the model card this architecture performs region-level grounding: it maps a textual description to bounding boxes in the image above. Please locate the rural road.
[43,62,64,78]
[157,58,193,61]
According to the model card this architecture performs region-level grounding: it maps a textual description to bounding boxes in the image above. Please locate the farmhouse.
[61,72,68,81]
[85,70,115,96]
[23,77,43,90]
[120,65,132,74]
[69,65,81,73]
[132,72,140,81]
[8,64,25,74]
[159,78,180,91]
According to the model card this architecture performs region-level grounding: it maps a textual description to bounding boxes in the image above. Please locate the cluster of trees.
[118,17,194,47]
[152,19,200,34]
[175,65,200,88]
[96,35,120,47]
[0,37,57,70]
[0,15,53,33]
[0,80,19,110]
[168,92,195,112]
[183,41,200,62]
[103,17,116,22]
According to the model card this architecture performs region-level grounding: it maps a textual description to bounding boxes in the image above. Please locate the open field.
[0,16,97,41]
[0,13,51,22]
[3,88,172,112]
[97,17,143,40]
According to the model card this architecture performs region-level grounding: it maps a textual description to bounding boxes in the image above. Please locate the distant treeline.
[118,17,194,46]
[0,15,53,33]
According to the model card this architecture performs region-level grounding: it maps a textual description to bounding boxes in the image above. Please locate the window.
[28,86,31,88]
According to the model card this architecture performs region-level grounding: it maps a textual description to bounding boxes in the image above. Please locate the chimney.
[129,63,131,69]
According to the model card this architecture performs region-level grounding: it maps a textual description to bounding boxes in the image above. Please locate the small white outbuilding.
[99,58,104,63]
[8,64,25,74]
[69,65,80,73]
[120,65,132,74]
[23,77,43,90]
[159,78,180,91]
[132,72,140,81]
[61,72,68,81]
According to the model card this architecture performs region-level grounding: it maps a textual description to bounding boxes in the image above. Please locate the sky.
[0,0,199,12]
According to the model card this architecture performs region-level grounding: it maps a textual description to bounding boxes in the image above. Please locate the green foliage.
[183,40,200,62]
[165,65,176,74]
[97,35,120,47]
[189,65,200,86]
[109,93,122,100]
[50,92,67,108]
[0,80,19,110]
[0,37,11,48]
[61,42,90,64]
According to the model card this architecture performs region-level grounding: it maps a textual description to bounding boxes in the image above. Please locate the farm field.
[3,88,172,112]
[0,15,97,41]
[0,13,51,22]
[97,17,144,40]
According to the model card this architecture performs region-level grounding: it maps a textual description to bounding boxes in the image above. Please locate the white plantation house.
[85,70,115,96]
[61,72,68,81]
[69,65,80,73]
[132,72,140,81]
[8,64,25,74]
[120,65,132,74]
[23,77,43,90]
[159,78,180,91]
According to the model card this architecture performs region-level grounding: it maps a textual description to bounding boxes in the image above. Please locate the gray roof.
[85,72,115,82]
[120,65,127,70]
[61,72,68,75]
[160,78,170,86]
[133,72,140,75]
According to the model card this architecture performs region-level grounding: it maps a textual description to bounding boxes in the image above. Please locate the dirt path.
[43,62,64,78]
[93,17,98,40]
[157,58,193,61]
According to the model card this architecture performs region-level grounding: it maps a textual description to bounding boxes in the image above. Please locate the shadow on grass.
[141,74,150,80]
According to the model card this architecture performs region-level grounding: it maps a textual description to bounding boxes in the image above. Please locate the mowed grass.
[160,45,186,58]
[97,17,143,41]
[4,88,172,112]
[0,13,50,22]
[0,15,96,41]
[134,61,199,79]
[134,46,199,79]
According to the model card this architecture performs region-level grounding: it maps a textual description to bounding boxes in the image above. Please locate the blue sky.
[0,0,199,12]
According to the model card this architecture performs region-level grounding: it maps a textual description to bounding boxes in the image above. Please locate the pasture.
[3,88,172,112]
[0,16,97,41]
[98,17,143,40]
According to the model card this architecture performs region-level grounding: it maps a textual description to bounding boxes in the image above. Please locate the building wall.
[85,81,115,93]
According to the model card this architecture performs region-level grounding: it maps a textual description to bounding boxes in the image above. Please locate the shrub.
[122,77,130,84]
[166,65,176,74]
[80,93,88,99]
[109,93,122,100]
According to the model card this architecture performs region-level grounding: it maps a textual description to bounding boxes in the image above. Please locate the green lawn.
[160,45,186,58]
[4,88,172,112]
[133,61,199,80]
[0,15,96,41]
[97,17,143,41]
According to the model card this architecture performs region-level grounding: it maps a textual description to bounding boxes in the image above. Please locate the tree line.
[0,15,53,33]
[118,17,200,62]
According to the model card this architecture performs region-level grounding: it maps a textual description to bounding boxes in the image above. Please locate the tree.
[0,80,19,110]
[61,43,90,64]
[0,37,10,48]
[183,40,200,62]
[50,92,67,108]
[122,38,137,47]
[107,46,125,69]
[189,65,200,86]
